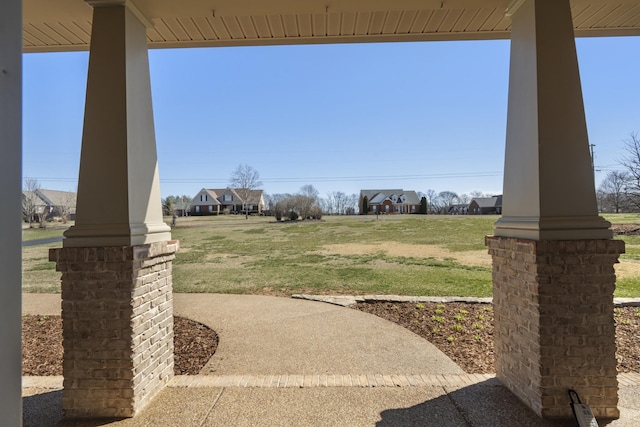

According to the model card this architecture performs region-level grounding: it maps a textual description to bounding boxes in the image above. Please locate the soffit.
[23,0,640,52]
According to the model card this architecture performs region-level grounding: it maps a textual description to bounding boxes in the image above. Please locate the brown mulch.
[22,303,640,376]
[354,302,640,374]
[22,316,218,376]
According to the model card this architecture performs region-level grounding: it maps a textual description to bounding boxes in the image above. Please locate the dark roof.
[471,195,502,208]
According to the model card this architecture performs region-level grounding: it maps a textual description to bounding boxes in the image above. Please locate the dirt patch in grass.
[612,224,640,235]
[355,302,640,374]
[321,243,491,267]
[22,316,218,376]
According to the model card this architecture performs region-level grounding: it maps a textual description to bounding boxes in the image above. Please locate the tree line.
[597,132,640,213]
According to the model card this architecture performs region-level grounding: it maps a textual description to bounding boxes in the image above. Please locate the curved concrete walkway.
[173,293,463,376]
[21,293,640,426]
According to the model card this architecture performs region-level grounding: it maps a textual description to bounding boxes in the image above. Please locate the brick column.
[486,236,624,419]
[50,240,178,418]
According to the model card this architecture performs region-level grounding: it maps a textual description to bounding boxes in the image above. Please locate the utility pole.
[589,144,596,178]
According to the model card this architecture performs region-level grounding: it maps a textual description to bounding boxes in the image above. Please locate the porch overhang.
[23,0,640,53]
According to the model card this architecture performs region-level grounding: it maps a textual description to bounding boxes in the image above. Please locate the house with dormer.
[190,188,265,215]
[359,189,421,214]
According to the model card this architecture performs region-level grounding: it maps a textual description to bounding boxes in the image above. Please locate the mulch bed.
[23,302,640,376]
[22,316,217,376]
[354,302,640,374]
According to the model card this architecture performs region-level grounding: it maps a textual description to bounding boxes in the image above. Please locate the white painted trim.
[0,0,23,423]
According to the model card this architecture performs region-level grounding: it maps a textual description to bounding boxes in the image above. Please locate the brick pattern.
[170,373,499,388]
[49,241,178,418]
[23,373,640,392]
[486,236,624,419]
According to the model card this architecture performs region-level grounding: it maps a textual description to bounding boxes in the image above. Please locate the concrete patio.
[22,293,640,426]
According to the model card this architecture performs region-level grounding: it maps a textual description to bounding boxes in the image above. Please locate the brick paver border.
[24,373,640,391]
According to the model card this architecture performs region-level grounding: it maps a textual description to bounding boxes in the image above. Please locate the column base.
[486,236,623,419]
[49,240,178,418]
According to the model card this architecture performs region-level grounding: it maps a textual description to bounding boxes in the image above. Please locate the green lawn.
[21,214,640,297]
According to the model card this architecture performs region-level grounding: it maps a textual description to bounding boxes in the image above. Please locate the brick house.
[359,189,421,214]
[468,195,502,215]
[190,188,265,215]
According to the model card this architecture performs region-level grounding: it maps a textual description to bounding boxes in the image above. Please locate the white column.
[494,0,611,240]
[63,0,171,247]
[0,0,23,424]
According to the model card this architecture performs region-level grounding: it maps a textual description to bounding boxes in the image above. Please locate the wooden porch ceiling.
[23,0,640,52]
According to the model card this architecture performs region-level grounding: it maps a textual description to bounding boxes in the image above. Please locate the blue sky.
[22,36,640,200]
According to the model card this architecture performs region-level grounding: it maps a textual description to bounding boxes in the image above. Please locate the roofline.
[22,27,640,54]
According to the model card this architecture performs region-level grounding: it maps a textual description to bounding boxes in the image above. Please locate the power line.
[24,171,504,185]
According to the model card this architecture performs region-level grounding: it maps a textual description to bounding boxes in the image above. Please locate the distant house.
[190,188,265,215]
[447,203,469,215]
[22,189,77,222]
[359,189,421,214]
[468,195,502,215]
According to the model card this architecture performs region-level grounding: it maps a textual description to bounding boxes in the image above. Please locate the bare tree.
[597,171,630,213]
[178,195,191,217]
[229,164,263,219]
[425,189,439,214]
[299,184,319,201]
[346,193,358,215]
[57,191,77,224]
[22,177,41,228]
[438,191,459,212]
[469,190,488,199]
[297,185,319,219]
[619,132,640,209]
[458,193,471,204]
[322,192,336,216]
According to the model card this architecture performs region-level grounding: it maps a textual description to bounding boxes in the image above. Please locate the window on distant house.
[209,206,213,212]
[224,194,232,202]
[195,206,200,213]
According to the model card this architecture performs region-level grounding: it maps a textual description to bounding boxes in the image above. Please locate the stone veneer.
[486,236,624,419]
[49,240,179,418]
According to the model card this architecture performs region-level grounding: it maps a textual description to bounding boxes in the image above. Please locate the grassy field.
[21,214,640,297]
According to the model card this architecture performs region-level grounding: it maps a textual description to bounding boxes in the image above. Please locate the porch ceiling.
[23,0,640,52]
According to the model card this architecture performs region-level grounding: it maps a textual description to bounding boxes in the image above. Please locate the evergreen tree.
[420,196,428,214]
[362,196,369,215]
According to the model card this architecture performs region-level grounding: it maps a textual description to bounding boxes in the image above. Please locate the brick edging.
[24,373,640,389]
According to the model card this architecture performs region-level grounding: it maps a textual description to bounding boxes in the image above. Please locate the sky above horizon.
[22,35,640,200]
